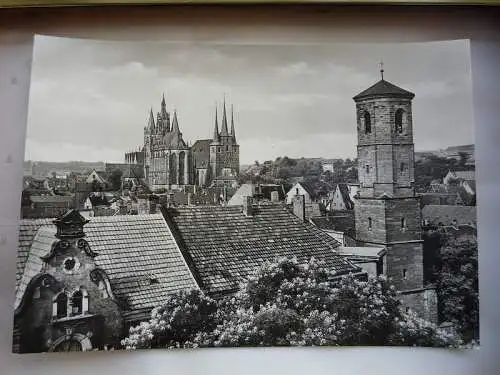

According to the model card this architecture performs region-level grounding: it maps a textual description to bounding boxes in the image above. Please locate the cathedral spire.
[230,104,236,141]
[212,105,220,143]
[161,93,166,108]
[148,108,155,130]
[220,96,229,136]
[171,109,180,134]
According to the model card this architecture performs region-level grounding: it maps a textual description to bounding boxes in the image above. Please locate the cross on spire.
[379,61,385,80]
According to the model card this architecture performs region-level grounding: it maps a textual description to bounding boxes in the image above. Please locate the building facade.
[352,73,437,323]
[126,94,239,191]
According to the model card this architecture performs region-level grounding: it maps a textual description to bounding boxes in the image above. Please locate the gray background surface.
[0,5,499,374]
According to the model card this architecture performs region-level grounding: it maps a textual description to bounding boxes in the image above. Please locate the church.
[125,94,240,191]
[352,68,437,322]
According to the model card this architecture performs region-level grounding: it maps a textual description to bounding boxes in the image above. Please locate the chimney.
[293,195,305,222]
[187,192,193,206]
[242,196,253,216]
[270,190,279,203]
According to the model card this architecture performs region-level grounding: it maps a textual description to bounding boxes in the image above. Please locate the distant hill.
[415,144,475,164]
[25,160,106,177]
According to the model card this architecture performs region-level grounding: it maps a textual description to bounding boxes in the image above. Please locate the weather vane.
[379,61,385,80]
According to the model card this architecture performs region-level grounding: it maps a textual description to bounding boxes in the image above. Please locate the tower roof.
[353,79,415,101]
[212,105,220,144]
[230,104,236,141]
[220,98,229,136]
[171,110,180,133]
[148,108,155,129]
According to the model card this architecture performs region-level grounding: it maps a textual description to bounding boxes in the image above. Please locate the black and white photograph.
[13,35,478,353]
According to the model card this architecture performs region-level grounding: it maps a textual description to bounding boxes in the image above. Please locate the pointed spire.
[212,105,220,143]
[230,104,236,141]
[161,92,166,107]
[171,109,180,133]
[221,96,229,136]
[148,108,155,129]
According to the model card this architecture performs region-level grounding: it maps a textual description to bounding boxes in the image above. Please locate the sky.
[25,36,474,165]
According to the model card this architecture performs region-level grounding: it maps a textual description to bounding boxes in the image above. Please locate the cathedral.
[125,94,240,191]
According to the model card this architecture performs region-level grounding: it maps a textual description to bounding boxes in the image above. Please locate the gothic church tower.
[353,68,437,322]
[210,98,240,184]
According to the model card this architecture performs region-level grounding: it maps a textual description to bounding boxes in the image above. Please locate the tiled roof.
[353,79,415,101]
[227,184,254,206]
[422,205,477,226]
[164,204,359,296]
[30,195,73,204]
[337,183,355,210]
[16,214,198,319]
[310,213,356,235]
[450,170,475,181]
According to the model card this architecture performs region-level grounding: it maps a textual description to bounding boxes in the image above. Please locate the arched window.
[395,109,404,134]
[55,293,68,319]
[364,111,371,134]
[71,290,83,315]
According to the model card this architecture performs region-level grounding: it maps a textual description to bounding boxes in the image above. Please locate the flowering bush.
[121,289,219,349]
[122,257,460,349]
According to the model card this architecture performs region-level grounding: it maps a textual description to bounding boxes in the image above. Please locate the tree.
[121,289,219,349]
[458,152,469,167]
[109,169,123,191]
[122,258,460,349]
[436,236,479,343]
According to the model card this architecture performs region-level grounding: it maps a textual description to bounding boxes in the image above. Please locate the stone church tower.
[353,69,437,322]
[209,99,240,183]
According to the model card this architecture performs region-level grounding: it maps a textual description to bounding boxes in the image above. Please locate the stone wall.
[399,287,438,325]
[386,242,424,291]
[354,198,387,244]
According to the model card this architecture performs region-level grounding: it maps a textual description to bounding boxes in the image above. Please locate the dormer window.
[363,111,371,134]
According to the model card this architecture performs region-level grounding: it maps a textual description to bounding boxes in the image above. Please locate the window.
[71,290,83,315]
[402,269,407,279]
[400,162,406,174]
[368,217,372,230]
[401,217,406,229]
[365,165,370,174]
[395,109,404,134]
[296,188,299,194]
[55,293,68,319]
[364,111,371,134]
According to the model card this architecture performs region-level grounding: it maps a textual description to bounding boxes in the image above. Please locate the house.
[162,197,362,297]
[13,210,199,353]
[228,183,285,206]
[336,247,386,278]
[309,212,356,246]
[443,170,475,186]
[21,194,74,219]
[285,181,316,205]
[327,183,355,211]
[421,204,477,228]
[86,169,110,190]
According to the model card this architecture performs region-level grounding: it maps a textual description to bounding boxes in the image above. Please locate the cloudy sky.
[25,36,473,165]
